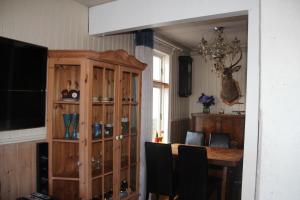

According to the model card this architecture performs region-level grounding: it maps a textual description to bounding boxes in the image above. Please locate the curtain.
[135,29,153,200]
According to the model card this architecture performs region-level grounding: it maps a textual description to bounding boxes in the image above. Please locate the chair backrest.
[185,131,205,146]
[178,145,208,200]
[209,133,230,148]
[145,142,174,196]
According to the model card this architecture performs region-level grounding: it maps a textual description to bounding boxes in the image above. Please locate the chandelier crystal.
[197,27,242,76]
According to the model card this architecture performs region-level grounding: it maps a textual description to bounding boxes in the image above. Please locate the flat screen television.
[0,36,47,131]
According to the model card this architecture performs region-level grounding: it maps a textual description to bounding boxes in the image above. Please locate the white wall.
[89,0,251,35]
[88,1,260,200]
[0,0,135,144]
[257,0,300,199]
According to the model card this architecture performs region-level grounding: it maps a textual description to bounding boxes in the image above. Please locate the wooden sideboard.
[191,113,245,148]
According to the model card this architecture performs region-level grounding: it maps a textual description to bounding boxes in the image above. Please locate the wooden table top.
[171,143,244,167]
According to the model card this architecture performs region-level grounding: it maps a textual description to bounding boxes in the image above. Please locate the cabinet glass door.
[119,70,140,199]
[91,66,115,200]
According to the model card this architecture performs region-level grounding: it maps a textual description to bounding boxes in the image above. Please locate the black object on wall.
[36,142,48,195]
[0,36,47,131]
[178,56,193,97]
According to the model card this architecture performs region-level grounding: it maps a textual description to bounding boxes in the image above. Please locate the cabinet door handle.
[119,135,124,140]
[115,135,120,140]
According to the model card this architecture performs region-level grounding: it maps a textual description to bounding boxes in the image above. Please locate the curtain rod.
[154,36,183,51]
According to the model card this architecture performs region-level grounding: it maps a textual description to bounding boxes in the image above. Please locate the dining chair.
[145,142,177,200]
[177,145,219,200]
[209,133,230,148]
[185,131,205,146]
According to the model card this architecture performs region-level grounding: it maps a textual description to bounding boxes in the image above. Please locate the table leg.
[221,166,228,200]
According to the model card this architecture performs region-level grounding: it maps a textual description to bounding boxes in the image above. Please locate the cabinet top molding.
[48,49,147,70]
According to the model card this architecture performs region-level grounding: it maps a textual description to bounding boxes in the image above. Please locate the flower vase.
[203,106,210,114]
[63,114,72,139]
[72,113,79,140]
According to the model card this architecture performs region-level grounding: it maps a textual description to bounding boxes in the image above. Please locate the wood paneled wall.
[0,141,41,200]
[170,50,190,121]
[170,119,190,143]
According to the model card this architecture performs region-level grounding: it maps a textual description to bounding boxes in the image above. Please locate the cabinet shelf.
[92,174,103,180]
[93,101,114,106]
[92,138,103,143]
[52,177,79,181]
[52,139,79,143]
[122,102,139,106]
[54,100,80,105]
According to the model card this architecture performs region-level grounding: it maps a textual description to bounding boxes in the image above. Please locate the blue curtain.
[135,29,154,48]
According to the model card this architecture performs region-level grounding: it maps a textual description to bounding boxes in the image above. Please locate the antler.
[228,49,243,69]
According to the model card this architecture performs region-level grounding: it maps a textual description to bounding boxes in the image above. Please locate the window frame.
[152,50,170,143]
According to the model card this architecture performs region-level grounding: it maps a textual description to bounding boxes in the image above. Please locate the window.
[152,51,170,142]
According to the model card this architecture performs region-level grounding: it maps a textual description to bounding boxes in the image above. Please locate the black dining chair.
[185,131,205,146]
[209,133,230,148]
[177,145,219,200]
[145,142,177,200]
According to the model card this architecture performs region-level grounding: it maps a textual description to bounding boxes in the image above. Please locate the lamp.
[197,27,242,77]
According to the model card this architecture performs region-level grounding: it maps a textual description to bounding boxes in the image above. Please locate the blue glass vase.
[72,113,79,140]
[63,114,72,139]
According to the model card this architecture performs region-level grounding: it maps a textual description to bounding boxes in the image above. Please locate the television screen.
[0,36,47,131]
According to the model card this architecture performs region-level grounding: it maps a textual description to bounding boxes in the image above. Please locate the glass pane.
[92,142,103,177]
[121,136,129,169]
[105,69,115,101]
[104,175,113,200]
[122,72,131,102]
[153,56,162,81]
[92,105,103,140]
[163,56,170,84]
[130,135,137,168]
[92,178,102,200]
[162,88,169,143]
[131,73,138,103]
[121,105,130,136]
[104,105,114,138]
[104,140,113,173]
[130,165,137,192]
[93,67,103,102]
[130,106,137,136]
[120,168,129,199]
[152,87,161,137]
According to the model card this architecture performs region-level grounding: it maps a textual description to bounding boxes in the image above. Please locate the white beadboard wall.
[170,50,190,120]
[0,0,135,53]
[189,48,247,115]
[0,0,135,144]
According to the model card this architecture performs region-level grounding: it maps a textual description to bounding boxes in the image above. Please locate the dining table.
[171,143,244,200]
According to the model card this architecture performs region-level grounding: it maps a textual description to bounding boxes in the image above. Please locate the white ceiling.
[73,0,115,7]
[153,16,248,51]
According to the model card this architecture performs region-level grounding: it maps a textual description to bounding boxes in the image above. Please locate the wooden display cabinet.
[47,50,146,200]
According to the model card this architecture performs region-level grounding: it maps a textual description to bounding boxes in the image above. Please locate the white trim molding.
[0,127,46,145]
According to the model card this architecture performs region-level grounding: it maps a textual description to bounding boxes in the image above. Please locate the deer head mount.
[220,50,242,105]
[198,27,243,105]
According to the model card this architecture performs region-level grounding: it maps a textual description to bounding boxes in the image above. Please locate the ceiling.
[153,16,248,51]
[73,0,115,7]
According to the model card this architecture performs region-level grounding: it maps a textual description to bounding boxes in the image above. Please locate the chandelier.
[197,27,242,76]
